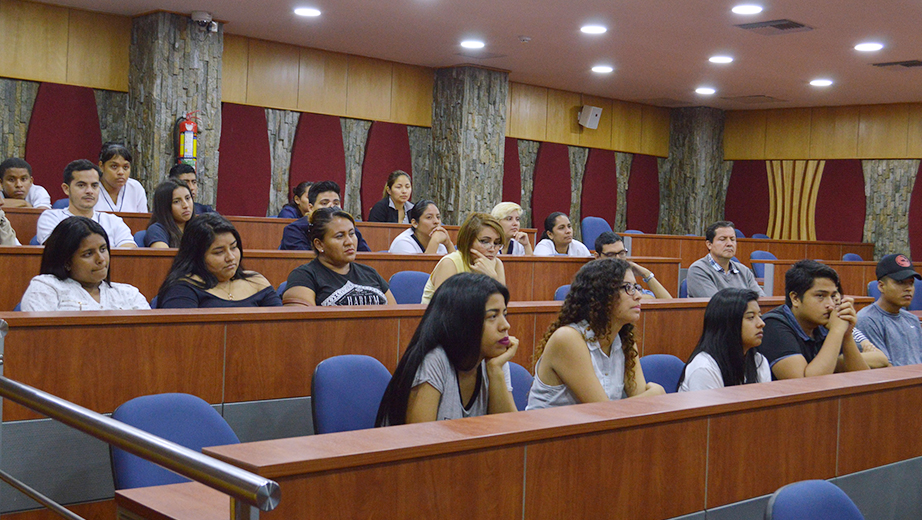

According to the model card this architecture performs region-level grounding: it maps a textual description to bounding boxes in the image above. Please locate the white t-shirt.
[389,228,448,255]
[412,347,512,421]
[95,178,148,213]
[36,209,135,247]
[501,239,525,256]
[677,351,772,392]
[21,274,150,311]
[533,238,592,257]
[1,185,52,209]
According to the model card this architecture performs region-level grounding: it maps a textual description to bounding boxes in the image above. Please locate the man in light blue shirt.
[857,254,922,366]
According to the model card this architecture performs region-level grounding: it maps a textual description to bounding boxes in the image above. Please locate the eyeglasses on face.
[600,249,628,259]
[619,282,644,296]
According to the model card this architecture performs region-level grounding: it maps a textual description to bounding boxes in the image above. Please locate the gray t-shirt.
[856,303,922,366]
[413,347,512,421]
[686,255,765,298]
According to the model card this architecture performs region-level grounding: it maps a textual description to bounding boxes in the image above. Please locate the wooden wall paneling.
[245,39,300,110]
[858,103,910,159]
[503,256,537,301]
[706,399,838,507]
[803,242,844,261]
[610,100,643,153]
[110,251,176,300]
[626,235,694,268]
[528,258,587,301]
[507,312,537,371]
[577,95,613,150]
[838,386,922,475]
[641,104,671,157]
[0,0,69,83]
[723,110,767,160]
[345,55,393,121]
[66,9,129,91]
[0,247,46,311]
[544,89,581,146]
[908,103,922,158]
[804,161,825,240]
[5,498,117,520]
[397,315,423,358]
[764,108,812,159]
[297,47,349,116]
[221,34,249,104]
[808,106,859,159]
[3,207,43,241]
[507,82,548,141]
[390,62,434,127]
[639,306,705,359]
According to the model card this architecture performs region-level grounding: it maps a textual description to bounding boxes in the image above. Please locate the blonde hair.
[457,213,506,268]
[491,202,522,221]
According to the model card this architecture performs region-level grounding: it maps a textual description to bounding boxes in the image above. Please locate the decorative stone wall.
[658,107,731,235]
[0,78,39,159]
[614,152,633,233]
[430,66,508,225]
[127,12,223,206]
[517,140,540,228]
[266,109,300,216]
[407,125,432,201]
[94,90,129,146]
[341,118,372,218]
[862,159,920,259]
[568,146,589,241]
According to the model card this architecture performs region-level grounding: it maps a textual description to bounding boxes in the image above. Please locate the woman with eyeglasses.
[526,258,665,409]
[420,212,506,305]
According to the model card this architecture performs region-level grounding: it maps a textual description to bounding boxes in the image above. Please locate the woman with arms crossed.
[420,212,505,304]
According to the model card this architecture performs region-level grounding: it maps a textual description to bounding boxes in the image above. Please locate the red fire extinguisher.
[174,111,201,169]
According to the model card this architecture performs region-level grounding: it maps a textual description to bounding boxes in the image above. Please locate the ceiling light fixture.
[810,79,833,87]
[460,40,485,49]
[581,25,607,35]
[696,87,716,95]
[294,7,321,16]
[854,42,884,52]
[731,4,763,14]
[709,56,734,64]
[592,65,614,73]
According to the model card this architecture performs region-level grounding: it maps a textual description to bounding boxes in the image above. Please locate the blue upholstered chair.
[752,233,771,239]
[508,362,533,411]
[623,229,644,234]
[149,296,158,308]
[133,230,146,247]
[29,236,39,245]
[13,302,21,311]
[276,281,288,298]
[580,216,613,253]
[51,199,68,209]
[842,253,864,261]
[911,279,922,311]
[679,279,688,298]
[765,480,864,520]
[554,284,570,301]
[734,228,746,238]
[749,250,777,278]
[388,271,430,304]
[311,355,391,434]
[867,281,880,300]
[110,393,240,490]
[639,354,685,394]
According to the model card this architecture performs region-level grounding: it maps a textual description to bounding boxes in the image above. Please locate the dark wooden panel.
[805,242,844,261]
[117,483,227,520]
[627,235,690,266]
[838,386,922,474]
[4,499,116,520]
[639,306,706,359]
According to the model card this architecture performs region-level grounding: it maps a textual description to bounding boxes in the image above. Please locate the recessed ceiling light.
[731,4,763,14]
[460,40,485,49]
[854,42,884,52]
[696,87,716,95]
[581,25,607,35]
[810,79,833,87]
[709,56,734,64]
[591,65,614,73]
[294,7,321,16]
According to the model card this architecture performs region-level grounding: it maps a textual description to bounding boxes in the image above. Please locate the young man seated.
[279,180,369,252]
[1,158,51,209]
[593,231,672,298]
[168,163,214,215]
[686,220,764,298]
[856,254,922,366]
[35,160,136,248]
[758,260,869,379]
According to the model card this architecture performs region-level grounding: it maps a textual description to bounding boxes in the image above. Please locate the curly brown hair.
[534,258,639,393]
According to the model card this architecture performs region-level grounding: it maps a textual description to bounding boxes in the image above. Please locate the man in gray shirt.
[856,253,922,366]
[686,221,764,298]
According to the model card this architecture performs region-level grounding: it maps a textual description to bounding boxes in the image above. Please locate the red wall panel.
[724,160,770,237]
[360,122,411,220]
[216,103,271,217]
[530,142,571,236]
[625,154,660,233]
[288,113,346,202]
[580,148,617,228]
[909,162,922,261]
[815,159,865,243]
[503,137,521,204]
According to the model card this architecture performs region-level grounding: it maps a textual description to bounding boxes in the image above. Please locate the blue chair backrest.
[508,362,533,411]
[14,302,21,311]
[554,284,570,301]
[639,354,685,393]
[388,271,430,304]
[765,480,865,520]
[911,279,922,311]
[29,235,39,245]
[580,216,612,253]
[679,279,688,298]
[311,355,392,434]
[51,198,68,209]
[133,230,147,247]
[734,228,746,238]
[150,296,158,308]
[867,281,880,300]
[277,280,288,297]
[111,393,240,490]
[623,229,644,234]
[752,233,771,239]
[750,250,777,278]
[842,253,863,261]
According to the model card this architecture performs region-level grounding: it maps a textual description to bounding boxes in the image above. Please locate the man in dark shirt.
[279,180,369,251]
[758,260,869,379]
[169,163,214,215]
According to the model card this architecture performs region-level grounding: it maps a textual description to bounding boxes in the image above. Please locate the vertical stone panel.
[94,89,129,146]
[863,159,920,259]
[265,109,301,216]
[0,78,39,159]
[517,140,540,228]
[658,107,730,234]
[431,66,508,225]
[568,146,589,241]
[127,12,222,206]
[614,152,633,233]
[408,125,432,201]
[341,117,372,218]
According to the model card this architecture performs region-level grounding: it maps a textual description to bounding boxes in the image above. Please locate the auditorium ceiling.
[43,0,922,109]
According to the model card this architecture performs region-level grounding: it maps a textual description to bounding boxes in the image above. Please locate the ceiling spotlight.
[810,79,833,87]
[460,40,485,49]
[709,56,734,64]
[854,42,884,52]
[294,7,321,16]
[592,65,614,73]
[696,87,716,95]
[731,4,763,14]
[581,25,607,35]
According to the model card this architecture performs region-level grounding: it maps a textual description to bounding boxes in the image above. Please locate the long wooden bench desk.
[115,365,922,520]
[752,259,922,297]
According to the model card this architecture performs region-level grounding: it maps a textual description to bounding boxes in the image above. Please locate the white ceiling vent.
[735,19,813,36]
[872,60,922,68]
[722,95,786,104]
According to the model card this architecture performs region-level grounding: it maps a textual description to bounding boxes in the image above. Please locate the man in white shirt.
[36,160,136,247]
[0,157,52,209]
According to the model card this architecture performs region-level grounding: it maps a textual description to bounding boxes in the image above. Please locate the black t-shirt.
[158,281,282,308]
[286,259,389,306]
[758,305,829,367]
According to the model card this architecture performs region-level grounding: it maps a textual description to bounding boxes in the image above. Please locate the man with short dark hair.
[592,232,671,298]
[758,260,869,379]
[0,157,51,209]
[168,163,214,214]
[856,254,922,366]
[279,180,370,251]
[686,220,764,298]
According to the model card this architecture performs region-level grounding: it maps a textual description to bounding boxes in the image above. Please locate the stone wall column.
[430,66,508,225]
[266,109,300,216]
[863,159,920,259]
[94,90,129,146]
[614,152,633,233]
[517,140,540,228]
[657,107,731,235]
[0,79,39,159]
[568,146,589,241]
[127,12,223,206]
[341,118,372,218]
[408,126,433,201]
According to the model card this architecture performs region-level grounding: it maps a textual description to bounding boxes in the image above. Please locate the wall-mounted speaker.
[578,105,602,129]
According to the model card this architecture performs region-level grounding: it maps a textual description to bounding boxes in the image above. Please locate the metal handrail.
[0,469,84,520]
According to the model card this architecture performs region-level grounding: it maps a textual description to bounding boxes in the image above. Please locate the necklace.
[218,280,234,300]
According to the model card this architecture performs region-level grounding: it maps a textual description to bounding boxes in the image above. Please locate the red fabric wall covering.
[288,113,347,202]
[908,162,922,261]
[580,148,618,228]
[814,159,866,243]
[360,121,412,221]
[724,160,770,237]
[530,142,572,235]
[502,137,521,204]
[23,83,102,196]
[216,103,272,218]
[625,154,660,233]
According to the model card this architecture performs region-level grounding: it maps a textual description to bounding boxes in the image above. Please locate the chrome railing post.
[232,499,260,520]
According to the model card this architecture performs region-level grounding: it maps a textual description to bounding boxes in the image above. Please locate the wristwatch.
[643,272,655,283]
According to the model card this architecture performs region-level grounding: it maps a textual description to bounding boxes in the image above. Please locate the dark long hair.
[41,216,112,285]
[677,288,762,389]
[156,213,251,304]
[99,142,132,164]
[148,179,192,247]
[543,212,566,240]
[534,258,638,393]
[375,273,510,426]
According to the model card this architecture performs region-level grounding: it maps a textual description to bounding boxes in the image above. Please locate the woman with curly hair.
[526,258,665,409]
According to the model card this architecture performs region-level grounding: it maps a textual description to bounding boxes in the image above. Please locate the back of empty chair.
[507,362,534,411]
[749,250,777,278]
[752,233,771,239]
[51,198,68,209]
[842,253,864,262]
[639,354,685,393]
[312,355,392,434]
[765,480,864,520]
[867,281,881,300]
[554,284,570,301]
[679,279,688,298]
[388,271,430,304]
[580,216,613,253]
[623,229,644,234]
[133,230,147,247]
[734,228,746,238]
[911,279,922,311]
[276,280,288,297]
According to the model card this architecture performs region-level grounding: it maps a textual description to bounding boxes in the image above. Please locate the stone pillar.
[658,107,731,235]
[266,109,300,216]
[862,159,920,259]
[430,66,508,225]
[517,140,540,228]
[127,12,223,206]
[341,118,372,218]
[94,90,129,146]
[0,78,39,158]
[568,146,589,241]
[614,152,633,233]
[407,125,433,201]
